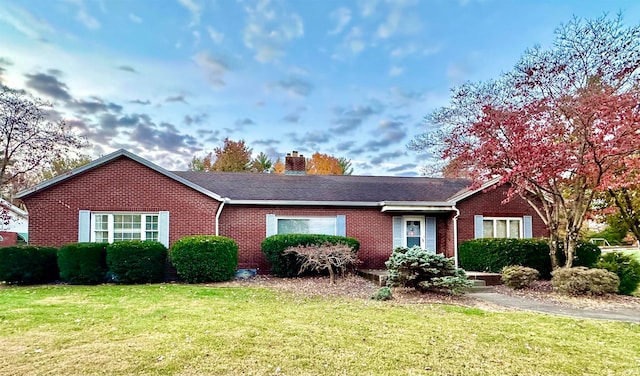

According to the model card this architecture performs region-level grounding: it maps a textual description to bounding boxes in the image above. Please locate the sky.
[1,0,639,176]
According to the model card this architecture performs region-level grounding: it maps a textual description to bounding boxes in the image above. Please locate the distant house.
[16,149,547,271]
[0,198,29,246]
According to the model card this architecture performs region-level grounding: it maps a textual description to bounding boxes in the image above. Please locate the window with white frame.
[91,213,159,243]
[482,217,522,238]
[276,217,337,235]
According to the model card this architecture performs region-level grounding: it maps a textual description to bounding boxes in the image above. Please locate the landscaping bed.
[493,280,640,311]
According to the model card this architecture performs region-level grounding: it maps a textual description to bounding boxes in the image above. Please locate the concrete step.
[466,285,495,293]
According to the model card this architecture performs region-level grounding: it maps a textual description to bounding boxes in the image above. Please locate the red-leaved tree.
[411,15,640,268]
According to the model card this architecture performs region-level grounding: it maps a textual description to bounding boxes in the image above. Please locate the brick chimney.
[285,151,306,175]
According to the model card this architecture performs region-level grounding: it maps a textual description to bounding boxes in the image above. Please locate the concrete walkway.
[467,290,640,323]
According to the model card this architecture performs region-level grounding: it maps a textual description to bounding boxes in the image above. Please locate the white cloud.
[178,0,201,26]
[242,0,304,63]
[192,52,232,88]
[376,1,421,39]
[0,4,55,40]
[391,43,442,59]
[328,7,351,35]
[358,0,379,17]
[129,13,142,23]
[344,27,365,54]
[389,66,404,76]
[207,26,224,44]
[67,0,101,30]
[192,30,201,45]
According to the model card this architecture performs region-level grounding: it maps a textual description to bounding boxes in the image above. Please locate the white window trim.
[90,212,160,243]
[275,216,338,236]
[482,217,523,239]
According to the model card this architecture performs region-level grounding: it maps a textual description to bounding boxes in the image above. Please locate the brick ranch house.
[16,149,546,272]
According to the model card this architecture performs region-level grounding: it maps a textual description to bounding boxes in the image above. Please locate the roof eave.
[447,177,501,203]
[380,201,457,212]
[15,149,224,202]
[0,198,28,217]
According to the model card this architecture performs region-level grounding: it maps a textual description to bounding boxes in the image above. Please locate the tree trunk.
[564,233,578,268]
[328,266,335,285]
[609,189,640,244]
[548,225,560,270]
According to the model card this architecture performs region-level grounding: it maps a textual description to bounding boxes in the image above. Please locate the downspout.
[452,205,460,269]
[215,198,228,236]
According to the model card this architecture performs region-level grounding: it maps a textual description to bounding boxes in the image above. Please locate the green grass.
[622,249,640,263]
[1,284,639,376]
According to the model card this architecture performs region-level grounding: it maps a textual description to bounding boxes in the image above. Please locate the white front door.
[404,217,425,248]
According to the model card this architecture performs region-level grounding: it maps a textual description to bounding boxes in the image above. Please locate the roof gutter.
[215,198,230,236]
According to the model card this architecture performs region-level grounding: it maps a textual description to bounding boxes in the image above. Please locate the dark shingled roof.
[173,171,472,202]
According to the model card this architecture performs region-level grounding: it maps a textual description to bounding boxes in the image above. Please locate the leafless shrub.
[283,242,361,284]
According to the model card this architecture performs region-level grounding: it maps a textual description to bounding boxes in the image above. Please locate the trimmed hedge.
[261,234,360,277]
[0,246,59,285]
[58,243,108,284]
[459,238,552,278]
[459,239,602,278]
[595,252,640,296]
[106,241,167,284]
[170,235,238,283]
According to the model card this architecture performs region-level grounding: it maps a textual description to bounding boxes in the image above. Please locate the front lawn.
[1,284,638,376]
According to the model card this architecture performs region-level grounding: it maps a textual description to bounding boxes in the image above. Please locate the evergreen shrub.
[459,238,551,277]
[551,267,619,296]
[501,265,539,289]
[58,243,108,284]
[0,246,58,284]
[595,252,640,295]
[371,286,393,301]
[385,246,471,294]
[459,239,601,278]
[106,241,167,284]
[170,235,238,283]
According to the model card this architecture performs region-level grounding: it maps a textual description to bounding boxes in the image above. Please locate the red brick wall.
[219,205,454,271]
[455,185,548,246]
[0,231,18,247]
[22,157,221,248]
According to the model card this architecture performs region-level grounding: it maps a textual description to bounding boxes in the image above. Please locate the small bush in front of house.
[595,252,640,296]
[0,246,59,285]
[261,234,360,277]
[385,246,471,294]
[551,267,619,296]
[572,242,602,268]
[501,265,539,289]
[371,286,393,301]
[58,243,108,284]
[459,238,552,278]
[170,235,238,283]
[106,241,167,284]
[283,242,361,284]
